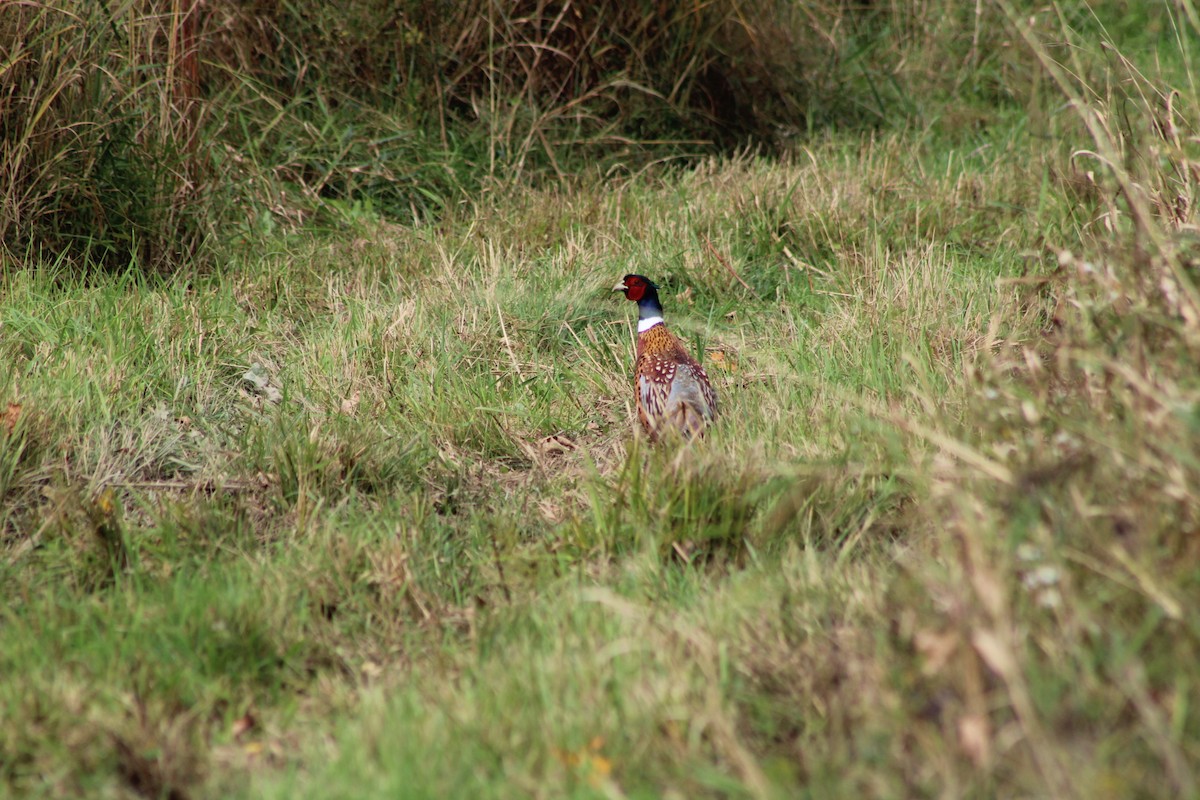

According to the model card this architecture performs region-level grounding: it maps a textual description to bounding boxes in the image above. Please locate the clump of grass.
[2,0,1043,274]
[0,1,214,271]
[207,0,844,159]
[202,0,1016,211]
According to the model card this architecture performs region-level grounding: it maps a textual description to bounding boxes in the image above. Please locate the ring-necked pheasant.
[612,274,718,441]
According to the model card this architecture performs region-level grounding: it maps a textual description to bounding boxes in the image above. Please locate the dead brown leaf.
[958,712,992,767]
[538,434,576,456]
[971,629,1017,679]
[707,350,739,373]
[914,628,960,676]
[2,402,21,434]
[231,712,257,739]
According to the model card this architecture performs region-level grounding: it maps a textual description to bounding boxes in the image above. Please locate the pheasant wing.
[637,356,676,436]
[667,362,717,421]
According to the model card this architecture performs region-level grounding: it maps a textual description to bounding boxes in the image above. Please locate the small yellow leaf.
[587,754,613,786]
[96,489,115,517]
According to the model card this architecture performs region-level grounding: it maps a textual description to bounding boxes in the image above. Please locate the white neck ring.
[637,316,664,333]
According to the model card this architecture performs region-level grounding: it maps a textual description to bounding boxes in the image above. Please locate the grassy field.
[3,3,1200,798]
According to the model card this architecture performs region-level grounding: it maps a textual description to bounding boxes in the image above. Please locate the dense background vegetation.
[2,1,1198,797]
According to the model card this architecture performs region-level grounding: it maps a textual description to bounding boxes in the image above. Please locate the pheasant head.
[613,274,718,441]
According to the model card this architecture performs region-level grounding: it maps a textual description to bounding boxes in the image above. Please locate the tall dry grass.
[0,0,212,270]
[3,0,1010,272]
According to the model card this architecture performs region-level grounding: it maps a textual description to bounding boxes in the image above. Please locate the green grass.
[4,4,1200,799]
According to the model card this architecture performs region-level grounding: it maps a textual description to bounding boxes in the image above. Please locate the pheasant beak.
[611,279,628,292]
